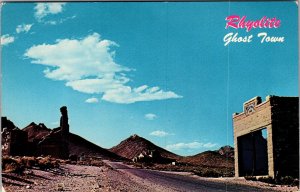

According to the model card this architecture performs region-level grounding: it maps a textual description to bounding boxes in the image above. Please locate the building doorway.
[237,128,268,176]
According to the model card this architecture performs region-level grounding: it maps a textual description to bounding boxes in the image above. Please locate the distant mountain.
[180,150,234,168]
[217,145,234,158]
[22,122,124,160]
[110,134,180,160]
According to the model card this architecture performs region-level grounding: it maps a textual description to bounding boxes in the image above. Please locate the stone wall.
[37,131,66,158]
[271,96,299,178]
[1,117,29,156]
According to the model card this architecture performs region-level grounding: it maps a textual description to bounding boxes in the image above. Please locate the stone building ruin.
[1,117,28,156]
[233,96,299,178]
[1,106,70,159]
[38,106,70,158]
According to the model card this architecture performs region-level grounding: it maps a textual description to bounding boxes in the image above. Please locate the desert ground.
[2,160,298,192]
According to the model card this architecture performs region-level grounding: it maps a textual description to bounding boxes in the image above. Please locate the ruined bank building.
[233,95,299,178]
[1,106,70,159]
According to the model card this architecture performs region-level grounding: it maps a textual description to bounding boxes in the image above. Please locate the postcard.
[1,1,299,191]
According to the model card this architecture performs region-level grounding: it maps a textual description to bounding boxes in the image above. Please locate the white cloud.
[145,113,157,120]
[45,20,57,25]
[203,143,218,148]
[85,97,99,103]
[166,142,218,151]
[150,130,170,137]
[1,34,15,46]
[34,3,66,21]
[102,85,182,104]
[66,77,129,94]
[24,33,182,104]
[25,33,126,81]
[16,24,33,34]
[44,15,76,25]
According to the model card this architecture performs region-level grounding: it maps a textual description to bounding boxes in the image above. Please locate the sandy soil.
[2,164,173,192]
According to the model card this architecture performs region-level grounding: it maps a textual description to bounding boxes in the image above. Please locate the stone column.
[266,124,275,178]
[60,106,69,159]
[234,130,239,177]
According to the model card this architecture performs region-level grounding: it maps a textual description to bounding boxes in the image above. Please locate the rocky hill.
[68,133,125,160]
[110,134,180,160]
[179,150,234,168]
[109,134,234,167]
[217,145,234,158]
[21,121,124,160]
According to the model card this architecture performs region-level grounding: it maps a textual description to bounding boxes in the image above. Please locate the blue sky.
[1,2,298,156]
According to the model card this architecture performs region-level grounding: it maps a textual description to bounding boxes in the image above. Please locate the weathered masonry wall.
[2,117,29,156]
[233,96,299,178]
[271,96,299,178]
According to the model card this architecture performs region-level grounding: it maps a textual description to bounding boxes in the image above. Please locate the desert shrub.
[133,163,143,168]
[291,178,299,187]
[245,176,276,184]
[192,166,235,178]
[141,162,154,167]
[244,176,257,181]
[21,156,37,168]
[69,154,78,161]
[2,156,60,173]
[90,160,104,167]
[193,169,221,177]
[257,176,275,184]
[64,160,71,164]
[76,160,85,165]
[202,170,220,177]
[2,157,25,174]
[278,176,298,186]
[49,159,60,168]
[37,156,58,170]
[248,176,298,186]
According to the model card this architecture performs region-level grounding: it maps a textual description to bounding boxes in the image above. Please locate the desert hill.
[68,133,125,160]
[110,134,180,160]
[217,145,234,158]
[4,117,234,167]
[179,150,234,168]
[109,134,234,167]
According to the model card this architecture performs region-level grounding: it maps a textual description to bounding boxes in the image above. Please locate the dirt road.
[104,161,285,192]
